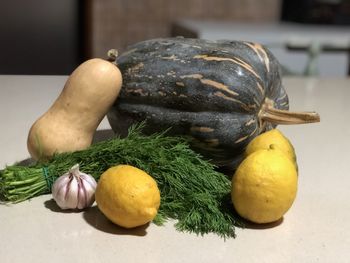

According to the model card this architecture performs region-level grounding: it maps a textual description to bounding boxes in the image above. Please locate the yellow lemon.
[95,165,161,228]
[245,129,297,165]
[231,146,298,224]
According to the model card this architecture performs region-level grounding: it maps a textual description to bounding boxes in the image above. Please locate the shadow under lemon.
[44,199,149,236]
[241,217,284,230]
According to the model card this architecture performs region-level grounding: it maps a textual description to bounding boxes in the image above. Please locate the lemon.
[95,165,161,228]
[245,129,296,165]
[231,146,298,224]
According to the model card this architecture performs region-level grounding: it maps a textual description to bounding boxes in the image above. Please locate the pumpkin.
[27,58,122,160]
[107,38,319,167]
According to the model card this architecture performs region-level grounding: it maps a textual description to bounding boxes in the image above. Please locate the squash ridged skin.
[107,38,289,166]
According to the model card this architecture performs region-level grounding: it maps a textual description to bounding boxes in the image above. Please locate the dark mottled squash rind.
[107,38,289,166]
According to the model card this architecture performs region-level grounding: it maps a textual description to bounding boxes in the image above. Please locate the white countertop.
[1,75,350,262]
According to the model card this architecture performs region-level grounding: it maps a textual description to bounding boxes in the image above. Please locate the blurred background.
[0,0,349,76]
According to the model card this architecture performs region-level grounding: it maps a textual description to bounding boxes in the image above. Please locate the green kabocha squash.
[107,38,319,167]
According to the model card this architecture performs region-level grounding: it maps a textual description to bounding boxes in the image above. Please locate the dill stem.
[7,176,42,186]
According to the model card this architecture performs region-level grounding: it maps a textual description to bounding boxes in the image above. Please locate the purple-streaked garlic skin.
[52,164,97,210]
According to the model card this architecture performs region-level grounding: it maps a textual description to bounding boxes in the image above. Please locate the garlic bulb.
[52,164,97,210]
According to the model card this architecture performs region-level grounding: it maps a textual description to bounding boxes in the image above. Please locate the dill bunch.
[0,124,243,238]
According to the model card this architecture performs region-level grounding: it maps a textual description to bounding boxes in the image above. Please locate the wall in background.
[0,0,281,74]
[89,0,281,58]
[0,0,84,75]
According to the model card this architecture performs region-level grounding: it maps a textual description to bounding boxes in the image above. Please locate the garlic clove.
[77,177,91,210]
[64,176,79,209]
[51,175,70,201]
[80,173,98,190]
[53,185,66,209]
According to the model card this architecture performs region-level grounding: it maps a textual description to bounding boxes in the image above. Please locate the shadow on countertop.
[82,205,149,237]
[44,198,148,236]
[241,217,284,230]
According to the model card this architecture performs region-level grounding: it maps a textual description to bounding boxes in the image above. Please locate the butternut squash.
[27,58,122,160]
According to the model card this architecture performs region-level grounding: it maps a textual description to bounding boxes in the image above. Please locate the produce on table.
[51,164,97,210]
[27,58,122,161]
[1,38,319,236]
[0,124,241,238]
[232,140,298,224]
[107,37,320,168]
[95,165,160,228]
[245,129,297,169]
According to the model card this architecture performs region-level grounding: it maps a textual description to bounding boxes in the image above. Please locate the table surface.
[0,75,349,263]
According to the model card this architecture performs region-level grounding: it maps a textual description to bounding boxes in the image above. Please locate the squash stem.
[261,106,320,125]
[107,49,118,63]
